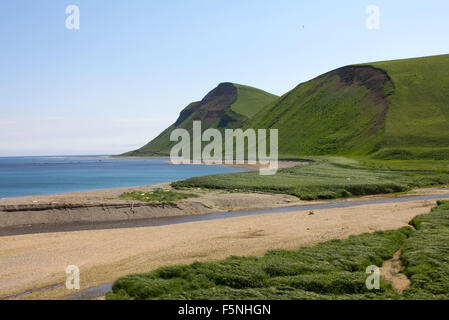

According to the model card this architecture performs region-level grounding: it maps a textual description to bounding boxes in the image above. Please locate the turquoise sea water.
[0,156,245,199]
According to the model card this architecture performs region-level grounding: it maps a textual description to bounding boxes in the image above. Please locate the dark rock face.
[175,82,239,129]
[333,66,391,93]
[175,83,238,127]
[336,66,393,134]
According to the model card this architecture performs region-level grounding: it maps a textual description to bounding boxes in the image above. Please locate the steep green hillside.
[231,84,279,118]
[369,54,449,159]
[122,83,277,156]
[246,54,449,159]
[124,54,449,159]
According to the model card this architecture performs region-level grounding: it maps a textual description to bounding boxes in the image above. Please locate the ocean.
[0,156,245,199]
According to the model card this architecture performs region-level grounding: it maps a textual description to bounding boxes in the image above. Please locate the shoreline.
[0,160,308,230]
[1,175,449,232]
[0,181,300,230]
[0,159,304,201]
[2,192,446,300]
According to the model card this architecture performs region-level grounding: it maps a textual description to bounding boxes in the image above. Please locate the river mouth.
[2,193,449,237]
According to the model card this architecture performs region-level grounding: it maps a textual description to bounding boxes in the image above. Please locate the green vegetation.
[401,201,449,299]
[107,229,409,300]
[107,202,449,300]
[244,54,449,159]
[119,189,198,204]
[245,66,390,157]
[368,54,449,159]
[121,83,278,157]
[172,157,449,200]
[121,54,449,159]
[231,84,278,118]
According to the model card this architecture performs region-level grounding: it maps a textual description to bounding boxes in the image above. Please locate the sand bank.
[1,192,447,299]
[0,183,298,230]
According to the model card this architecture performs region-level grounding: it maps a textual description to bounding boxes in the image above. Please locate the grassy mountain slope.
[369,54,449,159]
[122,83,278,156]
[245,54,449,159]
[231,84,279,118]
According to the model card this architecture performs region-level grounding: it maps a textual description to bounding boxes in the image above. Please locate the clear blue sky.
[1,0,448,156]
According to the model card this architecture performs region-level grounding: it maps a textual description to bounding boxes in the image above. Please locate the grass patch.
[107,227,411,300]
[119,189,198,204]
[401,201,449,299]
[172,157,449,200]
[107,201,449,300]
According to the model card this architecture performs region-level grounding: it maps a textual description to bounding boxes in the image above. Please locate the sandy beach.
[1,185,449,299]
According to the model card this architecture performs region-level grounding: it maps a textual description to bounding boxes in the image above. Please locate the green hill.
[124,54,449,159]
[122,82,278,156]
[246,54,449,159]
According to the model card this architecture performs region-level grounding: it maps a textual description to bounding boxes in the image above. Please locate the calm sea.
[0,156,245,199]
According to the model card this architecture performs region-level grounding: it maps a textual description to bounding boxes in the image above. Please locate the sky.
[1,0,449,156]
